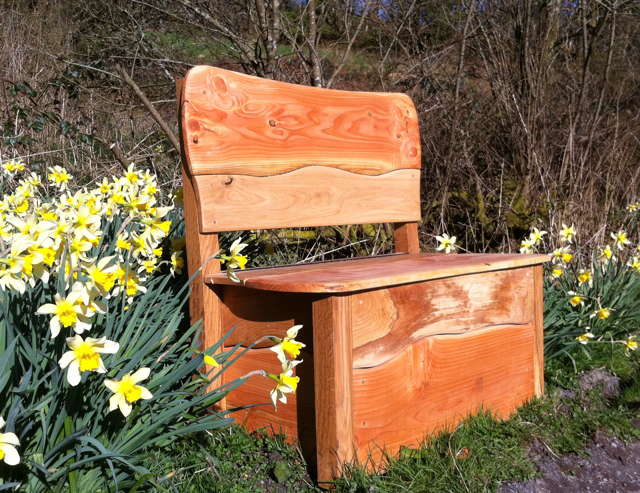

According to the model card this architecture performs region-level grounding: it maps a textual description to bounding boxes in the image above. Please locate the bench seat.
[207,252,549,293]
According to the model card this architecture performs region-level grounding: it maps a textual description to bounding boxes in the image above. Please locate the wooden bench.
[177,66,548,485]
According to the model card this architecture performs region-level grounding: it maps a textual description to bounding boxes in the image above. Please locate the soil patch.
[500,431,640,493]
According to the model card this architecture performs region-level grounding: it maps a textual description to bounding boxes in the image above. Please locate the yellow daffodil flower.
[519,238,535,254]
[576,331,594,345]
[270,325,306,364]
[628,256,640,274]
[577,269,592,285]
[568,292,584,307]
[600,245,614,263]
[104,367,153,417]
[592,307,612,320]
[268,360,301,407]
[550,266,564,279]
[611,230,631,250]
[624,337,638,351]
[58,335,119,386]
[170,251,184,276]
[47,166,72,190]
[36,287,91,337]
[559,223,576,243]
[529,227,547,245]
[0,417,20,466]
[203,354,220,368]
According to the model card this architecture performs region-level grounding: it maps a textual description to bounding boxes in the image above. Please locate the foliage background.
[2,0,639,258]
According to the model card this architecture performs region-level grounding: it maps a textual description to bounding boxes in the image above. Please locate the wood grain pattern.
[393,222,420,254]
[181,65,420,177]
[349,268,534,368]
[207,253,550,293]
[219,286,316,348]
[192,167,420,233]
[351,324,536,464]
[180,77,226,401]
[312,296,355,485]
[532,264,545,396]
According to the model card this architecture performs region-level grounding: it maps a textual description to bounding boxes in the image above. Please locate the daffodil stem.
[64,416,79,493]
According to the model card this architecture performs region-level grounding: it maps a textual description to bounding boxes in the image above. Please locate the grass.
[142,343,640,492]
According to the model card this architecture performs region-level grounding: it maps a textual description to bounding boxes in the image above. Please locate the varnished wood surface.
[193,167,421,233]
[181,66,420,177]
[532,264,545,396]
[350,268,534,368]
[312,296,355,484]
[207,253,549,293]
[393,222,420,254]
[220,286,317,348]
[351,324,536,464]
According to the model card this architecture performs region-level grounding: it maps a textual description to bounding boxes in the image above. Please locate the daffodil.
[268,360,301,406]
[592,307,612,320]
[170,250,184,276]
[85,256,117,294]
[568,292,584,307]
[628,256,640,274]
[559,223,576,243]
[529,227,547,245]
[47,165,72,190]
[599,245,614,263]
[611,230,631,250]
[576,331,595,345]
[550,266,564,278]
[435,233,457,254]
[58,335,119,386]
[36,287,91,337]
[519,238,534,254]
[203,354,220,368]
[552,246,573,263]
[270,325,306,364]
[577,269,592,285]
[0,417,20,466]
[220,237,248,281]
[624,336,638,351]
[104,367,153,417]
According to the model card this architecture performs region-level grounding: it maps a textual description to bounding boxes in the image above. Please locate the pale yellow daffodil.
[104,367,153,417]
[58,335,119,386]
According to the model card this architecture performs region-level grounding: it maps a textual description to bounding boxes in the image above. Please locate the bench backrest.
[179,66,421,234]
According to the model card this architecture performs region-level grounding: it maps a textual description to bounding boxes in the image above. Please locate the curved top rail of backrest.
[180,66,421,177]
[179,66,422,233]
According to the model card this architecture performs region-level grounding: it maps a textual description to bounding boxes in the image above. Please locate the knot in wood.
[224,176,233,185]
[268,119,277,127]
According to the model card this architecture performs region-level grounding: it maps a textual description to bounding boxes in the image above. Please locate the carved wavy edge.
[353,322,533,370]
[196,165,420,179]
[187,163,421,179]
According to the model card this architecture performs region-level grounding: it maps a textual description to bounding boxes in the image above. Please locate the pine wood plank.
[181,65,420,177]
[351,324,536,464]
[207,253,550,293]
[312,296,355,485]
[349,268,534,368]
[192,167,420,233]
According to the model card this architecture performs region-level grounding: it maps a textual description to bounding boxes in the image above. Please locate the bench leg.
[532,264,545,397]
[312,295,355,486]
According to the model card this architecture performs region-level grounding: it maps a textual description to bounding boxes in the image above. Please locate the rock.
[578,368,621,399]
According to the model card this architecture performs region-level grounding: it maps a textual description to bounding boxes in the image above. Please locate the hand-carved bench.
[177,65,548,485]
